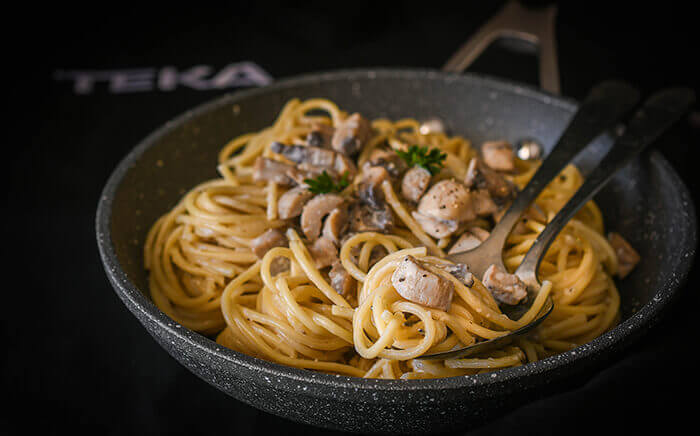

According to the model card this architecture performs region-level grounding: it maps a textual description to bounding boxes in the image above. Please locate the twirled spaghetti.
[144,98,627,379]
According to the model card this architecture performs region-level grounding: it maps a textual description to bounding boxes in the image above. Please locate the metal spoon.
[420,87,695,360]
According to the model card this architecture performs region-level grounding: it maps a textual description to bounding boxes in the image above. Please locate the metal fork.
[420,87,695,360]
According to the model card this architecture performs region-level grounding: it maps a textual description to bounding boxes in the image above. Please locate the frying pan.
[95,2,696,433]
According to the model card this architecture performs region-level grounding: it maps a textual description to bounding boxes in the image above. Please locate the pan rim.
[95,68,697,397]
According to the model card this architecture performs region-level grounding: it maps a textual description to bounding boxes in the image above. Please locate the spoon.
[420,87,695,360]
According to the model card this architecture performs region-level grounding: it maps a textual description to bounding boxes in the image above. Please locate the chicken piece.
[278,187,314,219]
[322,207,349,245]
[366,148,407,179]
[482,264,527,305]
[412,211,458,239]
[608,232,641,278]
[417,179,477,222]
[250,229,287,259]
[307,237,339,269]
[391,256,455,311]
[329,261,355,297]
[481,140,515,172]
[331,113,371,156]
[401,166,431,202]
[306,123,335,148]
[252,157,297,187]
[349,202,394,233]
[358,166,391,209]
[300,194,345,241]
[464,158,514,200]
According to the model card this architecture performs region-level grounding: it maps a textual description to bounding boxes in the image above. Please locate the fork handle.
[486,81,640,257]
[515,88,696,285]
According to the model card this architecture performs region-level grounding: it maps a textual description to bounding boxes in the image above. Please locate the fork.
[420,86,695,360]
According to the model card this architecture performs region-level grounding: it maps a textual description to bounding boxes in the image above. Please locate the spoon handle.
[515,88,696,286]
[487,81,641,250]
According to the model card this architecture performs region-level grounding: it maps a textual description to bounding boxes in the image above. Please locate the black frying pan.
[95,3,696,434]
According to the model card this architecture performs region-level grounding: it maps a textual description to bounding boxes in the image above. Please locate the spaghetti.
[144,98,625,379]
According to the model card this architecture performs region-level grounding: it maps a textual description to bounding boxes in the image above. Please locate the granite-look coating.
[96,70,697,434]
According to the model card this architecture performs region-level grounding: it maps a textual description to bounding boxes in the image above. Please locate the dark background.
[5,1,699,435]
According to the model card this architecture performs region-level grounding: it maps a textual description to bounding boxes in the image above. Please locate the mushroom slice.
[306,123,335,148]
[349,202,394,233]
[270,142,336,168]
[448,229,487,254]
[278,187,314,219]
[412,211,458,239]
[271,142,358,180]
[358,166,391,208]
[391,256,455,311]
[608,232,640,278]
[307,236,339,269]
[481,140,515,172]
[301,194,345,241]
[366,148,407,179]
[250,229,287,259]
[401,166,431,203]
[329,261,356,297]
[417,179,476,222]
[433,263,474,287]
[482,264,527,305]
[464,158,514,200]
[332,113,371,156]
[472,189,498,217]
[322,207,349,245]
[253,157,297,187]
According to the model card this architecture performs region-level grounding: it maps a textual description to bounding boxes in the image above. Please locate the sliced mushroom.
[464,158,514,200]
[417,179,477,223]
[368,244,388,269]
[481,140,515,172]
[250,229,287,259]
[332,113,371,156]
[471,188,498,217]
[278,187,314,219]
[307,236,339,269]
[271,142,335,168]
[271,142,358,180]
[252,157,297,187]
[401,166,431,202]
[366,148,407,179]
[433,263,474,287]
[306,123,335,148]
[608,232,640,279]
[322,207,349,245]
[482,264,527,305]
[358,166,391,208]
[329,261,356,297]
[412,211,458,239]
[349,202,394,233]
[448,227,489,254]
[300,194,345,241]
[391,256,455,311]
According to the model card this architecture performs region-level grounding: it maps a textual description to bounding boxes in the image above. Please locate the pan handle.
[443,0,560,94]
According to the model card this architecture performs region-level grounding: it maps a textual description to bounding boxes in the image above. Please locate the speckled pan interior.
[96,70,696,434]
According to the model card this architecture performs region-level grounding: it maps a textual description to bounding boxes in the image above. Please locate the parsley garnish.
[304,171,350,194]
[395,145,446,175]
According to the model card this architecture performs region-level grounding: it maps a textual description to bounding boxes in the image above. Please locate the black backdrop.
[5,2,700,435]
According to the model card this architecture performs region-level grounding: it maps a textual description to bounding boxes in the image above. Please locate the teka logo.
[53,62,273,95]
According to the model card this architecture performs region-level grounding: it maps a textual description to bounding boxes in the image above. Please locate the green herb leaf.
[304,171,350,194]
[395,145,447,175]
